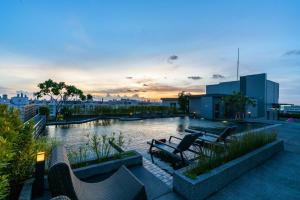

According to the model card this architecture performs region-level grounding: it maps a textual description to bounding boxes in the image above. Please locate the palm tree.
[222,92,256,120]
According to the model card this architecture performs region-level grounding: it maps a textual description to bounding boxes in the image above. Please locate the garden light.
[34,151,45,196]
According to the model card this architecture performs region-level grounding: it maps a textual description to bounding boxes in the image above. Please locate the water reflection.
[44,117,226,151]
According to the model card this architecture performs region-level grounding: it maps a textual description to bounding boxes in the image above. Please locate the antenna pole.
[237,48,239,80]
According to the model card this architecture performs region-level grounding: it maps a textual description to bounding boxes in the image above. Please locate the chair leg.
[151,152,154,163]
[180,152,185,165]
[149,146,155,163]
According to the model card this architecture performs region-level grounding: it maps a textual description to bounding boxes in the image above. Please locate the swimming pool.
[44,117,269,151]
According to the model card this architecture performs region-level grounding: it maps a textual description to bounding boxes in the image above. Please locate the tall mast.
[237,48,239,80]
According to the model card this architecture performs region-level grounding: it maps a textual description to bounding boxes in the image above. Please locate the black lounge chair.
[195,126,237,146]
[147,133,202,166]
[48,145,147,200]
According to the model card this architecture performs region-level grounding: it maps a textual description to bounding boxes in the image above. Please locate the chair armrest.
[151,139,181,152]
[169,136,183,142]
[196,139,225,148]
[204,132,220,138]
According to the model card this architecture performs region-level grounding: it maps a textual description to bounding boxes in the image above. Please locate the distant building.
[161,98,180,109]
[282,105,300,114]
[35,98,162,118]
[189,73,279,120]
[0,92,37,122]
[0,94,9,104]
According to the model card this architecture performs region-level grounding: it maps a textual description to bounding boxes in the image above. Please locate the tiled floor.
[142,158,173,188]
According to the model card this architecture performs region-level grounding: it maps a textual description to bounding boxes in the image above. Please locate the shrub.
[0,104,55,198]
[185,131,277,179]
[38,106,50,118]
[279,112,300,119]
[67,132,131,167]
[0,136,13,199]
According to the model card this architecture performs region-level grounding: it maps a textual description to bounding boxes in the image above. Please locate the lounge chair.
[147,133,202,166]
[48,145,147,200]
[195,126,237,146]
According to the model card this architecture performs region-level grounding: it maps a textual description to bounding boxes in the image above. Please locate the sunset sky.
[0,1,299,103]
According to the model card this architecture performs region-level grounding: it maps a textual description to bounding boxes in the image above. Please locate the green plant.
[38,106,50,118]
[178,91,190,113]
[67,145,89,165]
[89,133,117,160]
[0,104,56,199]
[221,91,256,120]
[56,113,64,121]
[0,136,14,199]
[185,131,277,179]
[67,132,130,166]
[0,105,36,187]
[279,112,300,119]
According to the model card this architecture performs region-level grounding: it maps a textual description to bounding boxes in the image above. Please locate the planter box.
[18,178,34,200]
[73,151,142,179]
[173,140,284,200]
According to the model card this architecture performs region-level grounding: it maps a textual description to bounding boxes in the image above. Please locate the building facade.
[189,73,279,120]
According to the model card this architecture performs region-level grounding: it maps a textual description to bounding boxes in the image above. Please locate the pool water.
[44,117,268,151]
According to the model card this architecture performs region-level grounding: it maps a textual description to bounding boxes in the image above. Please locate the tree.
[87,94,93,101]
[34,79,87,118]
[222,91,256,120]
[178,91,190,113]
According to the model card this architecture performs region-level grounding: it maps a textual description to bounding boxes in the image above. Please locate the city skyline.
[0,1,300,103]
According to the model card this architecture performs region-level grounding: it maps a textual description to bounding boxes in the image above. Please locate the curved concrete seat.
[48,145,147,200]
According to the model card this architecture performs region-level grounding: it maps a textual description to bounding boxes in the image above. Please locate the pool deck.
[207,121,300,200]
[138,121,300,200]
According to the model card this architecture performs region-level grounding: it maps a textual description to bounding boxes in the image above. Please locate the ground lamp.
[34,151,45,196]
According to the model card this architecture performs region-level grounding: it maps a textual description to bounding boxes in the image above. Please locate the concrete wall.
[240,73,266,118]
[206,81,240,95]
[189,98,202,115]
[266,80,279,109]
[245,99,258,118]
[200,96,214,119]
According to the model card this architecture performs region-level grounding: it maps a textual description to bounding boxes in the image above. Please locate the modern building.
[189,73,279,120]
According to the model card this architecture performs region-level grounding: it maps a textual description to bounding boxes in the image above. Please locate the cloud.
[131,94,139,98]
[167,55,178,64]
[135,78,153,84]
[283,50,300,56]
[188,76,202,80]
[125,76,133,79]
[90,83,205,95]
[212,74,225,79]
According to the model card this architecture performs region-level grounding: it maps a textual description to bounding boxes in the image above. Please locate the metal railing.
[25,114,47,138]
